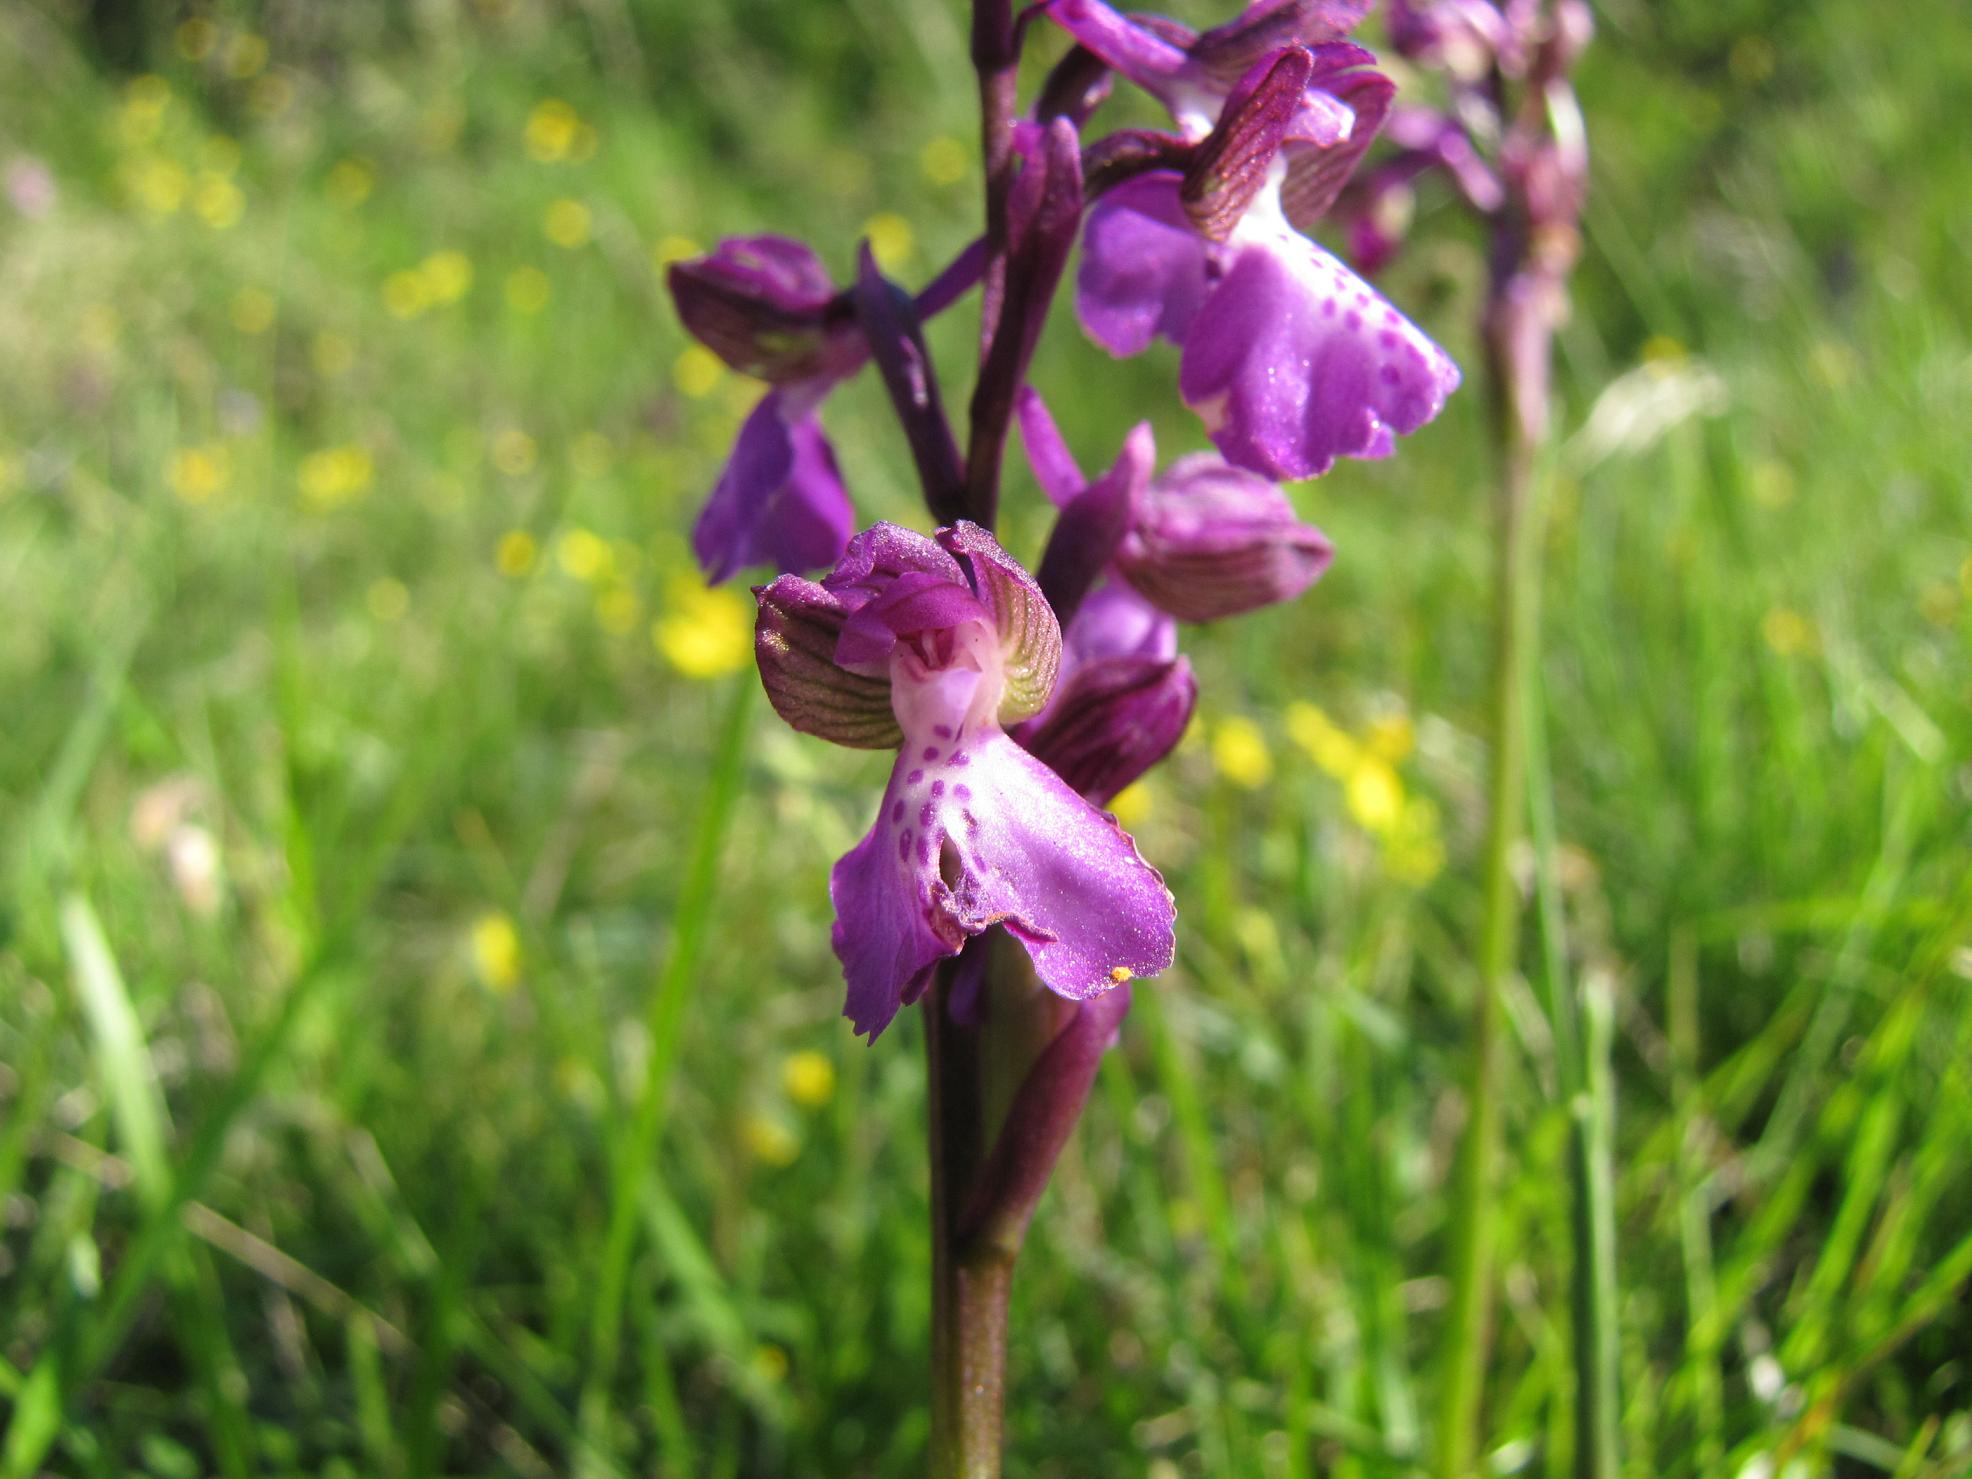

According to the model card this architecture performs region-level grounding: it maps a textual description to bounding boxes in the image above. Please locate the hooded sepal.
[667,235,845,383]
[1021,653,1197,804]
[1182,47,1314,241]
[1034,419,1152,630]
[1114,452,1333,621]
[754,576,904,749]
[937,522,1062,724]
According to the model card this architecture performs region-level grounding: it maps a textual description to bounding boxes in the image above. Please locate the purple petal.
[754,576,903,749]
[1043,0,1192,101]
[667,235,844,383]
[1015,385,1087,507]
[693,390,853,583]
[822,520,966,609]
[831,731,1174,1038]
[1065,582,1179,670]
[835,571,994,675]
[939,522,1063,722]
[1035,422,1154,629]
[1076,172,1215,356]
[1183,48,1315,241]
[1189,1,1375,85]
[1020,654,1198,803]
[1115,452,1334,620]
[1280,65,1395,229]
[1179,228,1460,480]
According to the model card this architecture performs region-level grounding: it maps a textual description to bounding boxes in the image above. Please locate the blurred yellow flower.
[1344,757,1405,835]
[543,197,592,249]
[742,1112,799,1167]
[383,269,430,319]
[863,211,915,270]
[225,33,269,80]
[420,249,474,305]
[1109,780,1153,827]
[496,530,538,577]
[125,75,172,117]
[192,173,243,229]
[493,428,539,477]
[555,528,611,582]
[167,445,231,505]
[1364,712,1415,764]
[1384,797,1446,885]
[595,586,640,635]
[469,911,522,993]
[1640,334,1686,367]
[524,99,581,162]
[311,331,357,379]
[1761,606,1819,657]
[504,266,552,314]
[1212,716,1273,789]
[750,1344,790,1385]
[230,286,276,334]
[298,445,374,508]
[651,234,701,271]
[672,345,724,399]
[654,578,752,679]
[326,157,374,208]
[1284,701,1358,777]
[920,135,969,186]
[782,1050,836,1109]
[366,578,410,623]
[175,18,217,60]
[126,157,188,215]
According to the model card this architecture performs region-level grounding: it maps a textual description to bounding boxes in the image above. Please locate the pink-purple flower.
[755,521,1176,1038]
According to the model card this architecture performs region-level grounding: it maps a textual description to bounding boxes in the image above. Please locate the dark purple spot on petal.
[930,780,945,798]
[1345,311,1361,330]
[891,800,906,824]
[933,724,953,739]
[922,746,940,761]
[950,752,969,767]
[898,828,913,860]
[907,769,925,784]
[920,800,937,828]
[963,810,980,833]
[1321,299,1337,318]
[1377,330,1396,349]
[952,783,971,801]
[1380,365,1400,384]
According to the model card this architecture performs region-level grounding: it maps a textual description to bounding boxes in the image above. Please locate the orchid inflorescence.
[669,0,1461,1046]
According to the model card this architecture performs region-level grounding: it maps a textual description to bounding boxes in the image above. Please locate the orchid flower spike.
[1052,8,1461,479]
[755,521,1176,1038]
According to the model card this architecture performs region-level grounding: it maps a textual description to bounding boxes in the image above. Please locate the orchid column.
[667,3,1459,1472]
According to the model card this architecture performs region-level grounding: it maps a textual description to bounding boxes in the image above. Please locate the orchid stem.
[928,967,1013,1477]
[1436,289,1540,1479]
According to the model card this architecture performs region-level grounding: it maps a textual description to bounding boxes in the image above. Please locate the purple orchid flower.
[1017,386,1333,623]
[755,520,1176,1039]
[670,235,985,584]
[1048,7,1461,479]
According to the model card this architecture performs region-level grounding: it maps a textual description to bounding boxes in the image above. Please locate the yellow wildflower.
[750,1345,790,1384]
[167,445,231,504]
[1344,756,1405,835]
[420,249,474,305]
[524,99,581,162]
[654,577,753,679]
[504,266,552,314]
[1284,700,1359,777]
[741,1112,799,1167]
[555,528,612,582]
[543,197,592,249]
[492,428,538,477]
[325,158,374,208]
[1108,781,1153,827]
[1212,716,1273,789]
[496,530,538,577]
[672,345,724,399]
[1761,607,1818,657]
[230,287,276,334]
[920,135,969,186]
[192,172,243,229]
[651,233,701,271]
[1363,712,1415,764]
[382,269,430,319]
[863,211,915,270]
[782,1051,836,1109]
[469,911,522,993]
[297,445,374,509]
[1384,797,1446,885]
[127,157,188,215]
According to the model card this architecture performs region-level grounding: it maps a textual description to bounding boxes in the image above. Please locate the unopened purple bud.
[1187,1,1374,85]
[1021,654,1197,804]
[1113,454,1333,622]
[667,235,846,383]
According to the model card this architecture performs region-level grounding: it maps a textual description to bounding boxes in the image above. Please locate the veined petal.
[1281,65,1395,228]
[939,522,1062,723]
[822,520,966,610]
[692,390,853,583]
[1190,1,1375,85]
[831,730,1174,1038]
[1076,172,1215,356]
[1116,452,1333,620]
[1021,654,1197,803]
[754,576,902,748]
[1179,219,1460,479]
[667,235,842,383]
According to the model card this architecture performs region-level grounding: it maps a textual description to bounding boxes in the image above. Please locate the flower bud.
[667,235,847,383]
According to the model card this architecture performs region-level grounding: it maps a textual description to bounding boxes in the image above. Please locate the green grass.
[2,0,1970,1474]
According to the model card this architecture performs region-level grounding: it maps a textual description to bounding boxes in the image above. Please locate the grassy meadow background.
[2,0,1969,1473]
